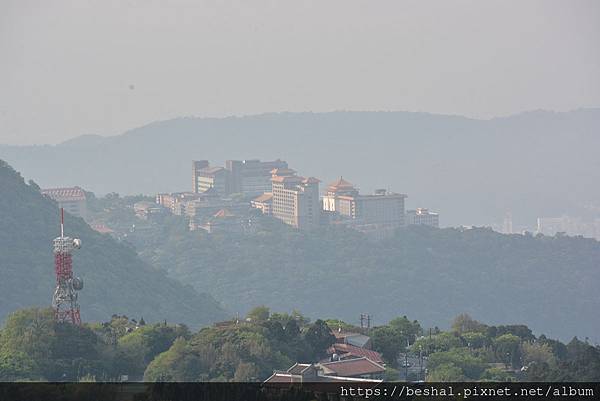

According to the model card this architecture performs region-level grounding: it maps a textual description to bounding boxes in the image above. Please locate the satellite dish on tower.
[72,277,84,291]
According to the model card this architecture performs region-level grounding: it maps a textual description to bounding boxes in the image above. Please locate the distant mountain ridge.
[1,109,599,226]
[0,160,226,327]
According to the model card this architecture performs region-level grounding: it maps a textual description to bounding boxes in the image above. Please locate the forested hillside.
[0,160,226,327]
[120,210,600,342]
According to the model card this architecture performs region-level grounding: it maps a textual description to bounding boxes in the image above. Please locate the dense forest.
[92,196,600,343]
[1,306,598,382]
[0,160,225,327]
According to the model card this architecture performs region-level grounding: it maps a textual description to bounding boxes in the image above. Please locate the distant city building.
[196,165,231,195]
[323,177,407,235]
[156,192,203,215]
[226,159,288,197]
[192,160,209,193]
[194,208,245,234]
[322,177,359,213]
[251,192,273,215]
[536,216,600,240]
[406,208,439,228]
[270,168,320,230]
[185,194,251,231]
[133,201,166,220]
[192,158,288,198]
[41,187,88,219]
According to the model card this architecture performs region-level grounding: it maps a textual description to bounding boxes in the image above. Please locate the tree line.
[1,307,598,382]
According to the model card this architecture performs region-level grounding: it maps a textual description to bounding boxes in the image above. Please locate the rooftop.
[270,168,296,176]
[326,343,384,365]
[271,174,304,183]
[264,371,382,384]
[199,166,225,175]
[252,192,273,203]
[320,357,385,377]
[407,208,438,216]
[328,176,355,190]
[286,363,312,375]
[41,186,86,202]
[303,177,321,184]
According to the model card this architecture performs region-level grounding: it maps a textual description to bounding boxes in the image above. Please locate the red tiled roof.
[41,187,86,202]
[320,357,385,377]
[327,343,384,365]
[328,177,355,189]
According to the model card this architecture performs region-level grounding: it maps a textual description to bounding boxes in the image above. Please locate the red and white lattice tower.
[52,208,83,325]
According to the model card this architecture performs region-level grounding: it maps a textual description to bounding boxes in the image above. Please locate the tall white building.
[323,177,407,228]
[270,168,320,230]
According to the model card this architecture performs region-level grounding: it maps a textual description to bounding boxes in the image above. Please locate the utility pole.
[360,313,371,331]
[429,327,433,355]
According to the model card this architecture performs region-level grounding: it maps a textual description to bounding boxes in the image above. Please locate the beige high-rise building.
[270,168,320,230]
[323,177,407,228]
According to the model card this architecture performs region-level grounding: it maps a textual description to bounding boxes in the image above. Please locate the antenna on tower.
[60,207,65,238]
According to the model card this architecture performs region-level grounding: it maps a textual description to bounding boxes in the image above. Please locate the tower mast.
[52,208,83,325]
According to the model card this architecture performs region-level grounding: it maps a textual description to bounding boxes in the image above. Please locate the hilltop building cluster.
[155,158,439,236]
[192,158,288,197]
[40,157,440,237]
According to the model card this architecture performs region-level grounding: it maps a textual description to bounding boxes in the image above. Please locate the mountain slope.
[0,160,226,328]
[126,216,600,342]
[1,109,599,227]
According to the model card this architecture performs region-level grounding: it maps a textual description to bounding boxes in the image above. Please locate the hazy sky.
[1,0,599,145]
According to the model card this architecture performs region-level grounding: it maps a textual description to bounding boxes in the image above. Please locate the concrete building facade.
[270,168,320,230]
[226,159,288,197]
[192,160,209,193]
[406,208,439,228]
[323,177,407,228]
[195,165,230,195]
